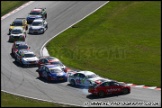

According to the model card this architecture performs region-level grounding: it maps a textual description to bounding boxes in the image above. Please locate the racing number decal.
[107,88,120,92]
[76,78,85,84]
[76,79,81,84]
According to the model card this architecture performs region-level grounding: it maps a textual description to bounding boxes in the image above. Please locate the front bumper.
[22,61,38,65]
[29,29,44,34]
[50,76,67,81]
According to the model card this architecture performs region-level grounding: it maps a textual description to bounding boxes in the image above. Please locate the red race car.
[88,79,131,97]
[37,56,70,72]
[11,41,30,58]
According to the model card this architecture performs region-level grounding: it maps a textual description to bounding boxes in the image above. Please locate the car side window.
[74,73,79,77]
[109,81,119,86]
[79,74,85,79]
[42,66,46,70]
[45,67,48,72]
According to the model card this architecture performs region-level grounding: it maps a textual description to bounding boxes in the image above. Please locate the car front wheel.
[70,80,76,86]
[98,91,105,97]
[122,88,129,94]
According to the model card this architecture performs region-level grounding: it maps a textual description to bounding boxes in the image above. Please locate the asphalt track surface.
[1,1,161,107]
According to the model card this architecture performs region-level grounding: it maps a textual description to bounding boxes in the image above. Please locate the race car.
[8,27,26,42]
[15,49,39,67]
[11,41,30,58]
[8,18,28,35]
[88,79,131,97]
[26,8,47,24]
[37,64,67,82]
[37,56,69,72]
[28,18,48,34]
[68,71,105,88]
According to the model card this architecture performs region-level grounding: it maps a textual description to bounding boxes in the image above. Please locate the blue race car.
[26,8,47,24]
[37,64,67,82]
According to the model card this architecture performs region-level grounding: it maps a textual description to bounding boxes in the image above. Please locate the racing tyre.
[45,14,47,19]
[122,88,129,94]
[70,80,76,86]
[26,26,28,30]
[98,91,105,97]
[47,76,51,82]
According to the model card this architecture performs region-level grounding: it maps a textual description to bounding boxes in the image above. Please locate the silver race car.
[28,18,48,34]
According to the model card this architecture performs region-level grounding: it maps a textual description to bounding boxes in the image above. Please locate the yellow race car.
[8,18,28,35]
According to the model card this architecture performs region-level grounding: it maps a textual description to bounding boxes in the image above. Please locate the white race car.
[15,49,39,67]
[28,18,48,34]
[68,71,106,88]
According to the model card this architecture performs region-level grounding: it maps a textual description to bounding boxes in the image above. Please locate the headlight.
[22,59,28,63]
[29,27,33,30]
[39,28,44,31]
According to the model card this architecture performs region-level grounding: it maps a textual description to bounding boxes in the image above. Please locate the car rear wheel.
[45,14,47,19]
[122,88,129,94]
[70,80,76,86]
[47,76,51,82]
[98,91,105,97]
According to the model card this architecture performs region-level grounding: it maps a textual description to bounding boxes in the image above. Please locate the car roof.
[33,18,44,22]
[15,41,26,45]
[18,49,34,55]
[45,64,62,69]
[40,56,59,60]
[77,71,96,76]
[14,18,24,22]
[12,27,23,30]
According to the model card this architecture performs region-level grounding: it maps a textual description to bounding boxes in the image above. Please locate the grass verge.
[1,91,75,107]
[1,1,28,16]
[46,1,161,87]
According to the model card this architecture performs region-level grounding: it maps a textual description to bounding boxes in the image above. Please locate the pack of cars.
[8,7,131,98]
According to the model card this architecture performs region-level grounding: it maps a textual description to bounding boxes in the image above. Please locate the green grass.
[1,92,75,107]
[1,1,27,16]
[46,1,161,87]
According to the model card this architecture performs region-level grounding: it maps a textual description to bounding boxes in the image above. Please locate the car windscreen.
[31,21,42,26]
[29,11,41,15]
[24,54,36,58]
[11,29,23,34]
[17,45,28,50]
[12,22,23,26]
[51,62,63,66]
[50,69,62,73]
[87,74,98,78]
